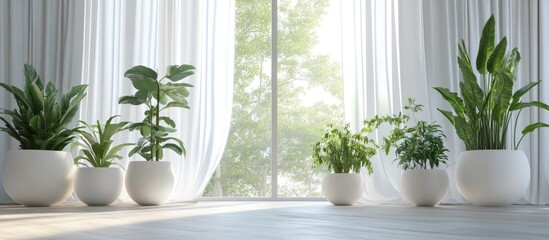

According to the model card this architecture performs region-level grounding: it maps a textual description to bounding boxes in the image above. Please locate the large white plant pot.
[322,173,362,206]
[456,150,530,206]
[401,169,449,207]
[126,161,174,206]
[1,150,75,207]
[75,167,124,206]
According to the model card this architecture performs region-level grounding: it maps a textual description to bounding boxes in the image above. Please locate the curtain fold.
[342,0,548,204]
[80,0,235,202]
[0,0,85,204]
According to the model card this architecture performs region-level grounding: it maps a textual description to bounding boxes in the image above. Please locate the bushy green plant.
[373,99,448,170]
[434,15,549,150]
[119,65,195,161]
[0,64,87,150]
[72,115,132,167]
[311,123,376,174]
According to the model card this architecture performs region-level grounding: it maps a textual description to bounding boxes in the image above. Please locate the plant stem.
[155,79,161,161]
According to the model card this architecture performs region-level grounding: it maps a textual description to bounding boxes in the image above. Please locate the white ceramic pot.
[75,167,124,206]
[322,173,362,206]
[1,150,75,207]
[401,169,449,207]
[125,161,174,206]
[456,150,530,206]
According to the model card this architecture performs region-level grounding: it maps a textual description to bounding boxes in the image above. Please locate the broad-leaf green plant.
[72,115,132,167]
[118,65,195,161]
[434,15,549,150]
[370,99,449,170]
[0,64,88,150]
[311,123,376,174]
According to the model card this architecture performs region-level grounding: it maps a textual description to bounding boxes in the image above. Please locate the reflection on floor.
[1,201,548,239]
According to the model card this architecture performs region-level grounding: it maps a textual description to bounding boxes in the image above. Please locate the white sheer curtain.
[80,0,235,202]
[0,0,85,204]
[342,0,549,204]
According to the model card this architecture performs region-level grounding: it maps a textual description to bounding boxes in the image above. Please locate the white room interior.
[1,0,549,239]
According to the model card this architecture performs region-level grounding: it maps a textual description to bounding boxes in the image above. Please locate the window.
[204,0,344,198]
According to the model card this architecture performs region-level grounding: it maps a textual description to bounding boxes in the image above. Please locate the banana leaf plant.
[71,115,132,168]
[118,65,195,161]
[0,64,88,150]
[434,15,549,150]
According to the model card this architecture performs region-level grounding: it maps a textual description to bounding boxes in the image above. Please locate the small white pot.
[401,169,449,207]
[125,161,174,206]
[456,150,530,206]
[1,150,75,207]
[322,173,362,206]
[75,167,124,206]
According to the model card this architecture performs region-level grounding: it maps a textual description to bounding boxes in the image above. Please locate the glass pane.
[277,0,345,197]
[203,0,272,197]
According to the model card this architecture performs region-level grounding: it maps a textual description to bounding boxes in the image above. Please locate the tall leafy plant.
[119,65,195,161]
[0,64,88,150]
[72,115,132,167]
[311,123,376,174]
[434,15,549,150]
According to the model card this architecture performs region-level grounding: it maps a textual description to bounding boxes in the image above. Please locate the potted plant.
[72,115,132,206]
[434,15,549,206]
[119,64,195,205]
[377,99,449,207]
[0,64,87,207]
[311,123,376,206]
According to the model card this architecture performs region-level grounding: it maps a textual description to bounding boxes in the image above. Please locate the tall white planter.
[125,161,174,206]
[322,173,362,206]
[1,150,75,207]
[456,150,530,206]
[401,169,449,207]
[75,168,124,206]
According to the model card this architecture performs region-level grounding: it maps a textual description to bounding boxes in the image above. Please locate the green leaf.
[522,122,549,135]
[512,81,540,105]
[437,109,456,126]
[491,70,514,121]
[140,125,151,136]
[476,15,495,74]
[486,37,507,73]
[25,80,44,114]
[163,143,183,155]
[433,87,465,118]
[510,101,549,111]
[130,78,158,91]
[124,65,158,81]
[163,101,190,110]
[118,95,147,105]
[160,117,176,128]
[454,116,474,150]
[165,65,196,82]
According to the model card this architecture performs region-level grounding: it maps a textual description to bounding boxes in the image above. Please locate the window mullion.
[271,0,278,199]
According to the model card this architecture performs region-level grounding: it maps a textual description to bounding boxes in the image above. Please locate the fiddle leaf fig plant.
[119,65,195,161]
[434,15,549,150]
[0,64,87,150]
[311,123,376,174]
[71,115,132,168]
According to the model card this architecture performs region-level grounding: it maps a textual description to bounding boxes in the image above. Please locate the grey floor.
[1,201,548,239]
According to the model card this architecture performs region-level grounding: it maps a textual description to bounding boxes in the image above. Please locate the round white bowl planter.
[75,167,124,206]
[401,169,449,207]
[456,150,530,206]
[125,161,175,206]
[1,150,75,207]
[322,173,362,206]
